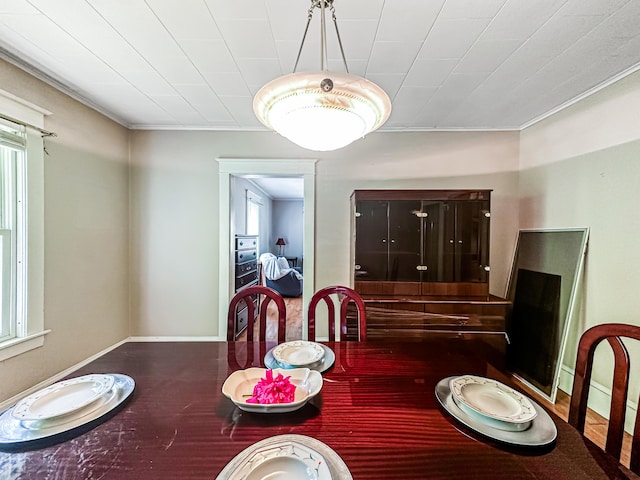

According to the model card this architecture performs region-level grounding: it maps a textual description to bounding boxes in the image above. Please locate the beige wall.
[129,129,520,337]
[520,70,640,410]
[0,59,130,403]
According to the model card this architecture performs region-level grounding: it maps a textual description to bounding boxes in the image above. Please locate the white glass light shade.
[253,71,391,151]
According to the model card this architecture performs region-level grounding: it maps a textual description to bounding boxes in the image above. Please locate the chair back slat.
[323,296,336,340]
[227,286,286,342]
[308,286,366,341]
[605,336,630,458]
[568,323,640,474]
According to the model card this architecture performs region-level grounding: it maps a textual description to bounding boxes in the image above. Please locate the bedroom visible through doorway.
[217,158,316,341]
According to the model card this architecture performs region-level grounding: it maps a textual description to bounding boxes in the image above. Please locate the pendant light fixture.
[253,0,391,152]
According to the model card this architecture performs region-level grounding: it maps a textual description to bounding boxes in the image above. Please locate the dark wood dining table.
[0,337,637,479]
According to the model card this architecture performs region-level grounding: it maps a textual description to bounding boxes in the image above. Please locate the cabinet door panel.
[355,201,389,280]
[422,200,489,282]
[422,201,446,281]
[388,201,421,281]
[454,200,489,283]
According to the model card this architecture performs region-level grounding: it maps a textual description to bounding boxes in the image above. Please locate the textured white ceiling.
[248,177,304,200]
[1,0,639,131]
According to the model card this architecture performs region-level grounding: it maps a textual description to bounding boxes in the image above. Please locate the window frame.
[0,130,24,342]
[246,189,261,237]
[0,90,48,361]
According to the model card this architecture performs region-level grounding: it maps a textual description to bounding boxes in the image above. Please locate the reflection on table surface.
[0,337,637,480]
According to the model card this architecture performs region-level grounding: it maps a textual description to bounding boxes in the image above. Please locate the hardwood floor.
[240,306,633,469]
[237,295,302,341]
[279,296,303,340]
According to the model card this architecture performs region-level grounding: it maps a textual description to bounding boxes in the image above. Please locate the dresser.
[233,234,259,338]
[351,189,509,341]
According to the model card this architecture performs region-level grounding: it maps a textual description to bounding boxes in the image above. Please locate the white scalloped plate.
[11,374,115,421]
[436,377,557,447]
[228,440,331,480]
[449,375,537,425]
[19,386,118,431]
[0,374,135,447]
[216,435,351,480]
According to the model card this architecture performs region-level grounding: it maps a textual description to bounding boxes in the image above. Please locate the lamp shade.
[275,238,286,246]
[253,71,391,152]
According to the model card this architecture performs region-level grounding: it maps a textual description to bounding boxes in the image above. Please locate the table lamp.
[276,238,286,256]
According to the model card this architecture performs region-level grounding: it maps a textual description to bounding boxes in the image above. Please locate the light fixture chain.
[293,0,349,74]
[329,2,349,73]
[292,5,315,73]
[320,0,327,71]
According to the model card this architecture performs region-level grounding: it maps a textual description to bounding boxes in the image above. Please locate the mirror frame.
[505,228,589,402]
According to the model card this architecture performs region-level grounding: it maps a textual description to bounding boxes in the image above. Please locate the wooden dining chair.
[308,285,367,341]
[568,323,640,474]
[227,285,286,342]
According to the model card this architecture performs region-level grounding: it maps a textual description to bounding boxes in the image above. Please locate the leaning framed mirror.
[505,228,589,402]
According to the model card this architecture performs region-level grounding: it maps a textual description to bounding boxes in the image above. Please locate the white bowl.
[449,375,537,426]
[272,341,325,368]
[226,439,332,480]
[222,367,322,413]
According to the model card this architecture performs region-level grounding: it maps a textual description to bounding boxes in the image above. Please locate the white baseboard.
[559,365,638,433]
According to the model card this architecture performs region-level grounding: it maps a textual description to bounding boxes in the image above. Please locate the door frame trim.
[218,158,316,339]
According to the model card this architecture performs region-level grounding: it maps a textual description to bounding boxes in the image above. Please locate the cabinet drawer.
[235,236,257,250]
[235,296,259,336]
[421,282,488,297]
[421,314,504,331]
[236,272,258,290]
[235,249,257,264]
[236,306,249,335]
[355,281,421,296]
[236,261,257,276]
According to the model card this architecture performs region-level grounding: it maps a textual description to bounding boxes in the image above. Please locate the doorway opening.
[217,158,316,340]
